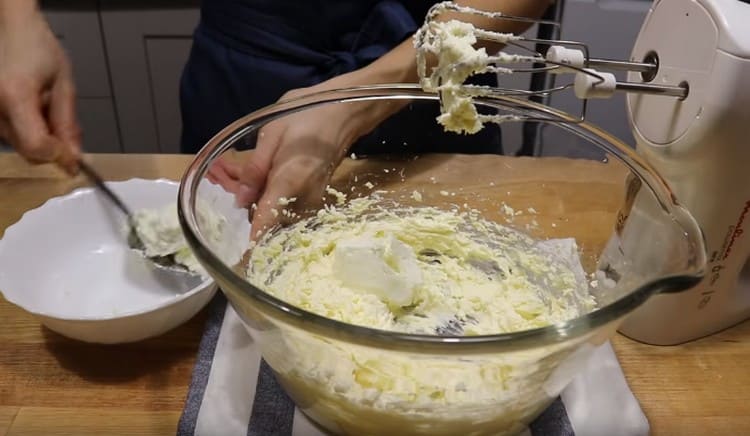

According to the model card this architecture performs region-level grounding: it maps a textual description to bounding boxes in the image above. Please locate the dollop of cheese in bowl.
[132,203,226,278]
[245,194,596,435]
[331,234,423,309]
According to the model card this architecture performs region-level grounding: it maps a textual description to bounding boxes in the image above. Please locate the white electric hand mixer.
[416,0,750,345]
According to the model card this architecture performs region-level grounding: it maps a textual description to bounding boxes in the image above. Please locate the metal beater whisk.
[413,1,689,132]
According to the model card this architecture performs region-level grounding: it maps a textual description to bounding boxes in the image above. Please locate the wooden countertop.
[0,153,748,435]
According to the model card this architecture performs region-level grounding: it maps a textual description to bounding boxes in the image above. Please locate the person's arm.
[345,0,555,86]
[209,0,551,237]
[0,1,80,174]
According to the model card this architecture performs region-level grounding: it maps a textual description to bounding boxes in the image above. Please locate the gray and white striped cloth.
[177,294,649,436]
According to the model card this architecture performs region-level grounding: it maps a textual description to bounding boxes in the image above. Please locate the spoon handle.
[78,160,134,219]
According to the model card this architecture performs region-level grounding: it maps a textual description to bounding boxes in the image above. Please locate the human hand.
[207,79,402,239]
[208,87,361,239]
[0,4,81,174]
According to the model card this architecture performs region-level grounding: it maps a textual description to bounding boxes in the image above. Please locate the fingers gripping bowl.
[178,86,706,435]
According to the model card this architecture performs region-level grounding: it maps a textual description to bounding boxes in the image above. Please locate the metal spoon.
[78,160,196,275]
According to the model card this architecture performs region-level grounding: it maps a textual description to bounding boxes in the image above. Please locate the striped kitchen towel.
[177,294,649,436]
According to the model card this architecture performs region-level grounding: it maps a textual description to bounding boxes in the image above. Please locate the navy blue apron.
[179,0,502,155]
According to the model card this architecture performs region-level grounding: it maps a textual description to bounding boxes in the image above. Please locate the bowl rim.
[0,177,215,322]
[178,84,707,354]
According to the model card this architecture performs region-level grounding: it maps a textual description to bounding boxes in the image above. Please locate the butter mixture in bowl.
[242,192,597,434]
[247,194,595,336]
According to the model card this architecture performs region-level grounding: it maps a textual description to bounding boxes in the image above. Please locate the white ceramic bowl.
[0,178,217,344]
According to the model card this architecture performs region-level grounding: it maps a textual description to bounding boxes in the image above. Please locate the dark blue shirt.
[180,0,501,154]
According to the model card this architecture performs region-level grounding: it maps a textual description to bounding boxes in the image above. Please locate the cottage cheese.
[132,203,225,277]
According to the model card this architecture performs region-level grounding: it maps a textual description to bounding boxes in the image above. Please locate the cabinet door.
[42,0,121,153]
[101,1,200,154]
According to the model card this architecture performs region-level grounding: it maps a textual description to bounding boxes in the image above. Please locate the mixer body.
[618,0,750,344]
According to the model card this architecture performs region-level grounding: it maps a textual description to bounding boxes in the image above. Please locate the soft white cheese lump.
[332,235,423,308]
[131,203,225,277]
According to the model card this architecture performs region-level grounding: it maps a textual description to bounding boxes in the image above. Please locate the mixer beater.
[414,1,688,133]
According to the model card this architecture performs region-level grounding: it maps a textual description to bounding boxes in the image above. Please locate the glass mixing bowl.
[178,85,706,436]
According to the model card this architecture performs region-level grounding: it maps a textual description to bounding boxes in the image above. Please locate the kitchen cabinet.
[100,2,199,153]
[43,0,121,153]
[39,0,199,155]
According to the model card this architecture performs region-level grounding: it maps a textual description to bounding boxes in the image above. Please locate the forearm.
[329,0,551,138]
[352,0,554,85]
[239,1,555,227]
